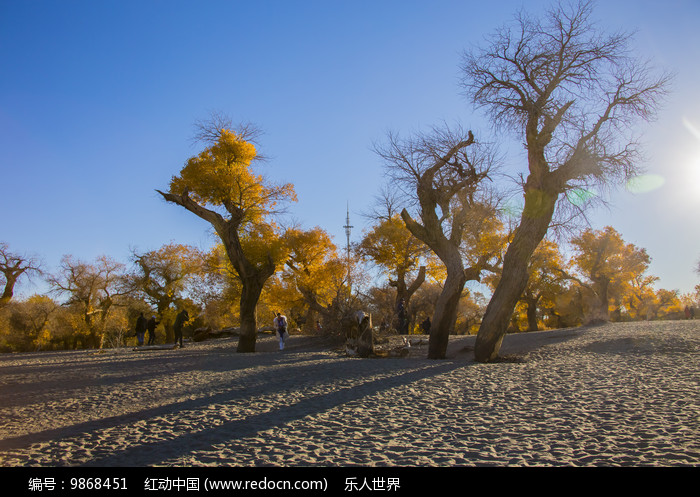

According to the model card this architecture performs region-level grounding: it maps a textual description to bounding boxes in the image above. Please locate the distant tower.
[343,202,353,286]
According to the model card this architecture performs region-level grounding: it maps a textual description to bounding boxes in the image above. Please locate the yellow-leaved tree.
[278,227,349,331]
[126,243,205,343]
[569,226,652,322]
[157,126,296,352]
[357,214,430,333]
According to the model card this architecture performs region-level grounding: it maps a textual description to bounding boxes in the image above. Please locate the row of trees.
[1,2,678,360]
[1,221,694,353]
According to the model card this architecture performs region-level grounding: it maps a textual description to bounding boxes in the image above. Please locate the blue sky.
[2,0,700,298]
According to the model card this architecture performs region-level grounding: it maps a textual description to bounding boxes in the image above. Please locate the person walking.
[173,309,189,348]
[146,315,159,345]
[135,312,147,346]
[273,312,288,350]
[397,298,408,335]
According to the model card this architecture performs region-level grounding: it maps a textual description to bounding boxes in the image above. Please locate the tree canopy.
[569,226,652,321]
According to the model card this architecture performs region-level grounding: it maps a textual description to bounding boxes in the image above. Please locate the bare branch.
[157,188,228,231]
[190,110,269,162]
[191,110,264,145]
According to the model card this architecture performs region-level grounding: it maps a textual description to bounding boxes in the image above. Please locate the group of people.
[134,309,189,348]
[136,309,289,350]
[684,306,695,320]
[134,313,160,346]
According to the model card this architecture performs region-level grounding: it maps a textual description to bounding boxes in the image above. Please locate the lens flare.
[625,174,665,194]
[682,117,700,141]
[567,188,596,206]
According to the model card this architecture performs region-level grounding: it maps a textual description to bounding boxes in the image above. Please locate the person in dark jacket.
[146,315,159,345]
[273,312,288,350]
[173,309,189,348]
[135,312,147,346]
[397,298,408,335]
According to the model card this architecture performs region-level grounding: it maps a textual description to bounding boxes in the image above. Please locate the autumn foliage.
[0,3,685,357]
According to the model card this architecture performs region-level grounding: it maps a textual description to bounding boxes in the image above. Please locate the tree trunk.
[237,278,265,353]
[429,265,467,359]
[304,308,315,333]
[162,320,174,343]
[157,302,173,343]
[475,190,556,362]
[155,189,279,354]
[0,275,18,305]
[593,277,610,322]
[392,266,426,334]
[525,295,540,331]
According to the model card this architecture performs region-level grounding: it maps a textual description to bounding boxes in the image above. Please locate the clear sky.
[2,0,699,299]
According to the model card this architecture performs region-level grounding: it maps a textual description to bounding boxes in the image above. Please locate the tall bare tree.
[375,124,501,358]
[0,242,43,305]
[461,1,671,362]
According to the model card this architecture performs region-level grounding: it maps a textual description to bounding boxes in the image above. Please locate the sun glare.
[625,117,700,196]
[687,156,700,194]
[681,116,700,196]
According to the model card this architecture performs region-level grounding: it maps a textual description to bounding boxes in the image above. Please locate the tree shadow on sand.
[1,356,464,466]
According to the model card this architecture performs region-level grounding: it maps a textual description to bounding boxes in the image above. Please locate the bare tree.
[47,255,128,348]
[375,124,502,358]
[0,242,43,305]
[361,184,405,222]
[461,0,671,362]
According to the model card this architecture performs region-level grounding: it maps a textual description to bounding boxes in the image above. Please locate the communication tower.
[343,203,353,286]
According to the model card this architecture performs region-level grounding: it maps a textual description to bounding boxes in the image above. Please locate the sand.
[0,320,698,467]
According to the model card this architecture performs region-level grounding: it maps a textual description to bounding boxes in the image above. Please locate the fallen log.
[132,343,178,351]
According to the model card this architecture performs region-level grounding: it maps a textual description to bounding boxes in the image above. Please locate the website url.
[204,477,327,492]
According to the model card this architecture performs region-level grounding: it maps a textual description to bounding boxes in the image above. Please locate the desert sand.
[0,320,698,467]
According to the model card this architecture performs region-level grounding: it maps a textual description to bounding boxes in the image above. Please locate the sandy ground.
[0,320,698,467]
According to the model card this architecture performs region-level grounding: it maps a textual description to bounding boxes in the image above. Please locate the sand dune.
[0,321,698,467]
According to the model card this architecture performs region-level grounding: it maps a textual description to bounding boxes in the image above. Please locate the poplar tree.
[158,128,296,352]
[462,1,671,362]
